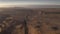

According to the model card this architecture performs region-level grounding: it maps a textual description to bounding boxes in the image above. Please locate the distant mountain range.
[23,5,60,8]
[0,5,60,8]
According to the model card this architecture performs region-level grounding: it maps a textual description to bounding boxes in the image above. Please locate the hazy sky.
[0,0,60,7]
[0,0,60,1]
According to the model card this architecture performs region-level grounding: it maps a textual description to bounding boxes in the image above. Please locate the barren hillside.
[0,7,60,34]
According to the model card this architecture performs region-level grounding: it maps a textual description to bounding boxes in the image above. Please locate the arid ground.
[0,7,60,34]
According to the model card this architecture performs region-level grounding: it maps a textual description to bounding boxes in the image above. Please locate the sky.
[0,0,60,7]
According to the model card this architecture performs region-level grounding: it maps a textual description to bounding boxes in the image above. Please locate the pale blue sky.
[0,0,59,2]
[0,0,59,1]
[0,0,60,7]
[0,0,60,5]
